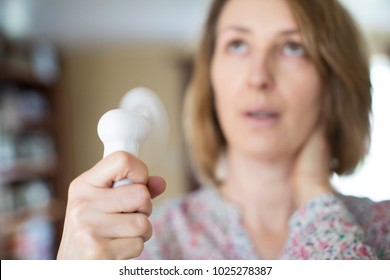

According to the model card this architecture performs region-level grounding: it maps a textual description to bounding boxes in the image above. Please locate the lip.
[242,106,281,127]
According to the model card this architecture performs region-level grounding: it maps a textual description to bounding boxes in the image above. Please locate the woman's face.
[211,0,321,161]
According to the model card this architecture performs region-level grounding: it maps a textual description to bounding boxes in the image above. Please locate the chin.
[239,137,298,159]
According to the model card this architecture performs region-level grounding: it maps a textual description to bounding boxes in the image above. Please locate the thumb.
[147,176,166,199]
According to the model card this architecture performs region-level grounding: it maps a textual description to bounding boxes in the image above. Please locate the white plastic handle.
[97,87,169,188]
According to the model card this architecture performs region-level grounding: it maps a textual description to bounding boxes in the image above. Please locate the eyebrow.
[217,26,300,37]
[217,26,251,35]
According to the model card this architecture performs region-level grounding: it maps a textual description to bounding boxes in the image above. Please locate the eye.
[227,39,249,55]
[281,41,305,57]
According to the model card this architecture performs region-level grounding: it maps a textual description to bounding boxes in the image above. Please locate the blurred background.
[0,0,389,259]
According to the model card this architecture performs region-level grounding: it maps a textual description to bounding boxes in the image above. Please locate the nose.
[247,53,274,92]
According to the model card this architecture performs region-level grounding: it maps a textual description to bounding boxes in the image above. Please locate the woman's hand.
[292,127,334,208]
[57,151,166,259]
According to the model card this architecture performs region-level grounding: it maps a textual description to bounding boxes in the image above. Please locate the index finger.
[79,151,149,188]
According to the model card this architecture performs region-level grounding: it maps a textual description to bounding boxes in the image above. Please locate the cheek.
[272,58,321,138]
[211,58,240,139]
[278,59,321,108]
[211,54,248,93]
[211,57,235,114]
[281,68,322,135]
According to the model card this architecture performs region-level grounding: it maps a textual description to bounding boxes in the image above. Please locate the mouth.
[243,108,280,126]
[246,111,279,119]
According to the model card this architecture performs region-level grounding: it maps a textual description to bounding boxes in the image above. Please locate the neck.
[219,149,295,230]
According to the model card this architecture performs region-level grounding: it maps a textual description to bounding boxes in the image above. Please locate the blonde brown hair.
[184,0,371,186]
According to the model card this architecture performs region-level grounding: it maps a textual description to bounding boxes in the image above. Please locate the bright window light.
[2,0,31,39]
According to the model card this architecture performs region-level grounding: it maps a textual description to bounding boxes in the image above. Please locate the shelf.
[0,198,64,236]
[1,118,56,134]
[0,58,50,89]
[0,156,57,185]
[0,35,63,260]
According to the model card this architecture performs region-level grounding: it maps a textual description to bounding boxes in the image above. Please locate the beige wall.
[57,44,190,205]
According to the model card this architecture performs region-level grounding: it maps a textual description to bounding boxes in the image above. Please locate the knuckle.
[112,151,134,167]
[68,200,94,228]
[111,152,144,173]
[75,232,107,259]
[136,214,150,232]
[144,222,153,241]
[111,152,148,182]
[131,237,145,258]
[68,177,93,202]
[68,178,83,199]
[133,185,151,204]
[84,245,107,259]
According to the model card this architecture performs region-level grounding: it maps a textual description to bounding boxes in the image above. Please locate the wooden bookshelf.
[0,35,64,259]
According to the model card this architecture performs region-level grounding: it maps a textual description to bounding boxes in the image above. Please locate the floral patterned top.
[138,186,390,259]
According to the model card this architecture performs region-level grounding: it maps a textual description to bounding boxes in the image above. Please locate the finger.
[147,176,166,199]
[90,212,152,240]
[93,184,152,215]
[79,151,149,188]
[107,237,145,260]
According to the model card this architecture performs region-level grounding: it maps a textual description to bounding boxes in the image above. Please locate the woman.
[57,0,390,259]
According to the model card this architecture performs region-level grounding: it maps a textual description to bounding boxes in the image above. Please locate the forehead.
[217,0,298,34]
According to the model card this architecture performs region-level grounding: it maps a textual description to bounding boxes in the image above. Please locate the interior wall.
[57,44,189,204]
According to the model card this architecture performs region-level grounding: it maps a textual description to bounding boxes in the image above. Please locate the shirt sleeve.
[134,199,184,260]
[281,193,378,259]
[359,199,390,259]
[135,235,163,260]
